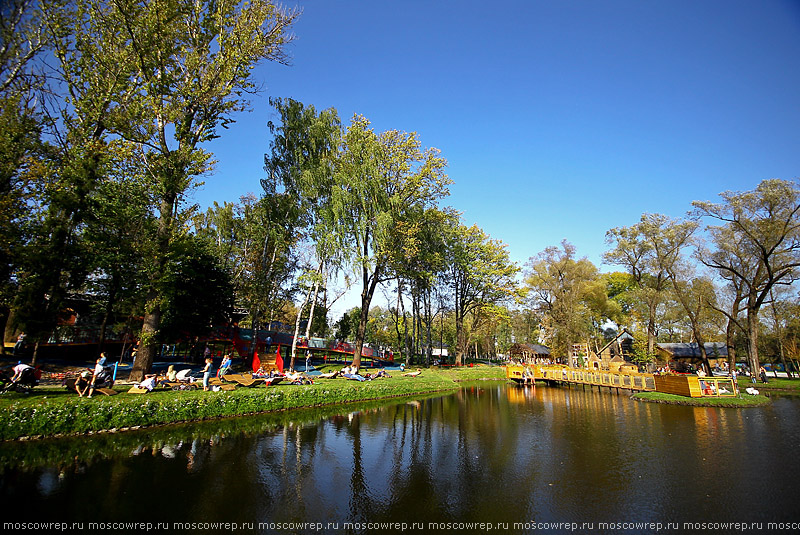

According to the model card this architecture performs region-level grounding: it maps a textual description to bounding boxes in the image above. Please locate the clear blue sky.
[194,0,800,314]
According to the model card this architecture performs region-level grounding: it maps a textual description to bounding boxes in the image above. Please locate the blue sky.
[194,0,800,314]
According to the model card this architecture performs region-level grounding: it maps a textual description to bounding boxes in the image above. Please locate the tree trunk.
[353,270,380,371]
[746,311,761,383]
[132,291,162,382]
[130,189,176,382]
[424,291,432,366]
[0,307,9,356]
[290,283,312,372]
[455,312,465,366]
[726,317,737,375]
[647,301,657,357]
[249,307,260,370]
[97,283,117,357]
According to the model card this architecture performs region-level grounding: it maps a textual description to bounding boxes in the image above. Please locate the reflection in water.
[1,384,798,530]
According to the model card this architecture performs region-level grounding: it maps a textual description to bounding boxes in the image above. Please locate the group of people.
[338,365,393,381]
[72,353,112,397]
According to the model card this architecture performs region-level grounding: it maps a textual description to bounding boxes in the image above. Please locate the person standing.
[13,333,26,357]
[202,357,213,391]
[87,357,105,398]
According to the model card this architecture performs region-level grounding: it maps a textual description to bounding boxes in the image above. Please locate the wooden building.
[508,343,551,363]
[656,342,728,372]
[596,330,635,370]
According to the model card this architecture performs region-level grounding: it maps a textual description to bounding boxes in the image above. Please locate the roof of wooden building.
[508,343,551,355]
[657,342,728,358]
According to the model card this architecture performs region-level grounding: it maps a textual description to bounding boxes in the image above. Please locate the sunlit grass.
[633,391,771,407]
[0,365,506,440]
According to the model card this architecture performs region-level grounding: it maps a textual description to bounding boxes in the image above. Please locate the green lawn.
[737,377,800,391]
[0,365,506,440]
[633,391,771,407]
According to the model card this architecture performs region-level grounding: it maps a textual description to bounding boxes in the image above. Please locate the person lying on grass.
[285,370,313,385]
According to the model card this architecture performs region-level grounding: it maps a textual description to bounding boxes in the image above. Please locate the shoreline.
[631,391,772,407]
[0,366,507,441]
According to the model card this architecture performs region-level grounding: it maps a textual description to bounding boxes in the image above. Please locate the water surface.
[2,383,798,533]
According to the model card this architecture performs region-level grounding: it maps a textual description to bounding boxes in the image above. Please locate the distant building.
[431,343,449,358]
[596,329,635,369]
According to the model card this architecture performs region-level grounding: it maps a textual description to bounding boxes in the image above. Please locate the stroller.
[1,365,40,394]
[170,368,199,390]
[92,366,115,389]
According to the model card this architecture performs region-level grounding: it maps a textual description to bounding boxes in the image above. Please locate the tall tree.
[112,0,297,381]
[525,240,597,365]
[693,179,800,379]
[329,115,449,369]
[264,98,341,370]
[608,214,718,371]
[605,216,673,358]
[7,0,137,361]
[446,222,520,365]
[0,0,50,94]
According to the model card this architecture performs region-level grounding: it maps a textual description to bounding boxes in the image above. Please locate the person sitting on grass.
[75,370,92,397]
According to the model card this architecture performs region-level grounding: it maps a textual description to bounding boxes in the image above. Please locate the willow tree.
[105,0,298,380]
[694,179,800,378]
[264,98,341,370]
[329,115,449,369]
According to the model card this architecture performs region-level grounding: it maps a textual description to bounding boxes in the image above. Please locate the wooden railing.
[508,365,739,398]
[536,366,657,392]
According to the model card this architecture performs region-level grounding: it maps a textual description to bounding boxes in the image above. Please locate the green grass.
[737,377,800,391]
[633,391,771,407]
[0,366,505,440]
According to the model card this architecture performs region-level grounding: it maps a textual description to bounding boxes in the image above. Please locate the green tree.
[693,179,800,379]
[0,95,45,352]
[0,0,50,93]
[263,98,342,370]
[525,240,597,365]
[111,0,297,381]
[3,0,126,358]
[605,216,674,358]
[328,115,450,369]
[158,236,234,342]
[446,222,521,365]
[82,146,155,354]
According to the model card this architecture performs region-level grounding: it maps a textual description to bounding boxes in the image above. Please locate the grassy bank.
[737,377,800,392]
[632,391,771,407]
[0,366,506,441]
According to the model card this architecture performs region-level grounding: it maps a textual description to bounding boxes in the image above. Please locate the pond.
[1,383,798,533]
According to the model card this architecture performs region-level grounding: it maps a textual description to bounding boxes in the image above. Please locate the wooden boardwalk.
[535,366,657,392]
[507,365,738,398]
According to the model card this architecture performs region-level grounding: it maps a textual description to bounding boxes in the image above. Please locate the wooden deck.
[536,365,657,392]
[507,365,738,398]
